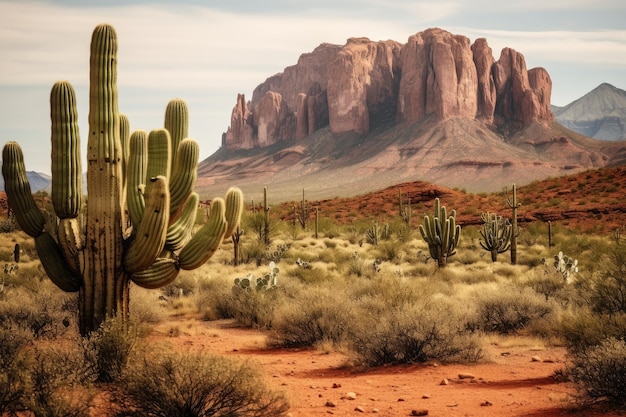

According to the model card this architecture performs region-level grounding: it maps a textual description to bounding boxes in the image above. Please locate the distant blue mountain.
[0,171,51,193]
[552,83,626,141]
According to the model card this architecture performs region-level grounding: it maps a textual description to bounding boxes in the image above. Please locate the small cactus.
[506,184,521,264]
[233,262,279,292]
[479,212,512,262]
[553,251,578,284]
[418,198,461,268]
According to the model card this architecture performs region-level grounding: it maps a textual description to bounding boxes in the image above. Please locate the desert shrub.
[288,265,332,284]
[558,310,626,354]
[376,240,403,262]
[129,286,166,324]
[348,299,482,366]
[115,351,290,417]
[584,244,626,315]
[0,326,30,415]
[194,276,232,321]
[161,272,198,298]
[218,286,282,329]
[25,345,94,417]
[468,285,555,334]
[270,286,355,347]
[569,338,626,405]
[0,287,75,338]
[80,317,142,383]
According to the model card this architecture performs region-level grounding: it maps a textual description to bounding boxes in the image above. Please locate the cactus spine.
[418,198,461,268]
[479,212,512,262]
[506,184,521,265]
[1,24,243,335]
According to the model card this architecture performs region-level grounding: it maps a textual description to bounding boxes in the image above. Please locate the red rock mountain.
[222,28,552,150]
[199,28,625,202]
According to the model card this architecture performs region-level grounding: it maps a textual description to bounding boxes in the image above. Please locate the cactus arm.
[224,187,244,239]
[124,176,170,273]
[126,130,148,228]
[145,128,171,196]
[166,192,199,251]
[131,257,180,289]
[164,98,188,170]
[57,217,83,276]
[178,198,227,270]
[1,142,46,237]
[169,138,198,220]
[35,232,81,292]
[50,81,82,219]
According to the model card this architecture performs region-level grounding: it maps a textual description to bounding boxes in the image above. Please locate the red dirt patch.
[142,317,624,417]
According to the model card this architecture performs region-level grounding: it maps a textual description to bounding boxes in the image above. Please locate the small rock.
[397,398,405,402]
[439,378,449,385]
[344,392,357,400]
[481,400,493,406]
[372,408,379,413]
[411,410,429,416]
[354,406,365,412]
[501,351,510,356]
[325,401,336,407]
[531,355,541,362]
[543,358,555,363]
[458,372,475,379]
[332,382,342,388]
[422,394,431,399]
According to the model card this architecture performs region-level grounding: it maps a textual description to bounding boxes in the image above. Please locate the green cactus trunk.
[83,24,127,335]
[506,184,520,265]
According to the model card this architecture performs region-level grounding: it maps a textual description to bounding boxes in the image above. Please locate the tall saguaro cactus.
[418,198,461,268]
[1,24,243,335]
[506,184,521,265]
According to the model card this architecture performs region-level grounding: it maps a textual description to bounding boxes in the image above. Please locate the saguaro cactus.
[479,212,512,262]
[506,184,521,264]
[418,198,461,268]
[1,24,243,335]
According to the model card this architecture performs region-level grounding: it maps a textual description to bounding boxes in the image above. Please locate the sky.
[1,0,625,175]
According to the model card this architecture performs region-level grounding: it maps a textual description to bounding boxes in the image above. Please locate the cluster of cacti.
[479,212,512,262]
[233,261,278,292]
[552,251,579,283]
[418,198,461,268]
[506,184,521,264]
[1,24,243,335]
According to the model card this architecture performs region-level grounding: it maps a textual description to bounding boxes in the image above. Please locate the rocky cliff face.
[223,28,554,150]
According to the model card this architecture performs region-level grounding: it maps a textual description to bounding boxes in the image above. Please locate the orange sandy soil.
[109,317,624,417]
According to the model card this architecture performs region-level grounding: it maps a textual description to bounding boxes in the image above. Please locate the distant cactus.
[233,262,279,292]
[418,198,461,268]
[295,188,310,229]
[506,184,521,264]
[552,251,579,284]
[1,24,243,335]
[398,188,412,224]
[479,212,512,262]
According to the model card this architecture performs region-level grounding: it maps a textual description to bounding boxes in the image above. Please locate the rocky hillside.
[197,28,625,202]
[553,83,626,141]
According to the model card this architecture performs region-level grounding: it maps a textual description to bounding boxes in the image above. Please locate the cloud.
[0,0,624,173]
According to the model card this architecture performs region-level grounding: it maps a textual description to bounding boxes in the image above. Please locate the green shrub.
[0,326,30,415]
[569,338,626,405]
[586,244,626,315]
[115,351,290,417]
[270,286,354,347]
[348,299,482,366]
[0,287,75,338]
[469,286,555,334]
[80,317,141,383]
[558,310,626,354]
